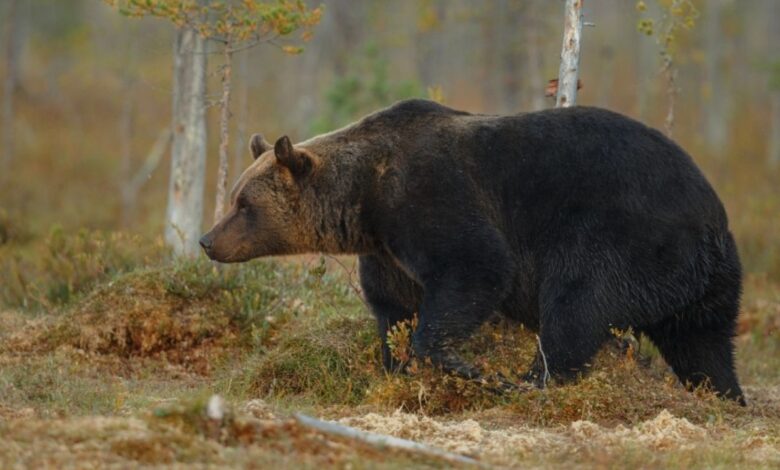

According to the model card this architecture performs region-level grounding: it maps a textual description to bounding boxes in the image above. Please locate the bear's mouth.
[203,244,244,263]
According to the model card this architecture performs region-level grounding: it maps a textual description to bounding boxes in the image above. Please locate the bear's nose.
[199,235,213,251]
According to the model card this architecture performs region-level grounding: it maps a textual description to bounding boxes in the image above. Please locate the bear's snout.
[199,234,213,253]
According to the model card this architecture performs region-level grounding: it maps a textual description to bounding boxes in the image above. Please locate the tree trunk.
[213,41,232,223]
[232,50,249,181]
[165,25,207,258]
[556,0,584,108]
[1,0,20,170]
[662,58,676,138]
[703,0,729,156]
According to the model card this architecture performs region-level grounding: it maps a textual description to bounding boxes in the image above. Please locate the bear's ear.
[274,135,313,176]
[250,133,272,160]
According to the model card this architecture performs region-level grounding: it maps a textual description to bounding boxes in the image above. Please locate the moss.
[247,315,381,406]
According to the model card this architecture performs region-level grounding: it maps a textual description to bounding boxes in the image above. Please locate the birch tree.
[555,0,584,108]
[107,0,320,255]
[167,17,208,257]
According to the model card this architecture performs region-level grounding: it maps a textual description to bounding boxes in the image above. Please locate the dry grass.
[0,232,778,467]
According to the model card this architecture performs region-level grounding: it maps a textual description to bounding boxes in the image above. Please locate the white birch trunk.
[213,42,232,223]
[165,25,207,257]
[555,0,584,108]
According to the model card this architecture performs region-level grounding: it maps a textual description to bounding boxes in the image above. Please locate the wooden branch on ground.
[294,413,487,468]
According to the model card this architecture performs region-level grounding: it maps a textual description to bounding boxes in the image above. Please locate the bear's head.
[199,133,327,263]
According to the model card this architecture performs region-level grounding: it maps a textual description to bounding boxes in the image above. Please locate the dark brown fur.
[201,99,744,403]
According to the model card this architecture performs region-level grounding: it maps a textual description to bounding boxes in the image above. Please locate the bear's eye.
[237,198,249,213]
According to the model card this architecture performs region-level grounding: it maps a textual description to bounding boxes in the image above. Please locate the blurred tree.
[479,0,526,112]
[525,10,547,112]
[415,0,445,90]
[231,50,250,181]
[635,5,657,120]
[106,0,320,255]
[480,0,497,110]
[323,0,364,77]
[198,2,321,223]
[496,0,524,113]
[556,0,584,108]
[1,0,21,171]
[769,1,780,167]
[167,7,208,257]
[703,0,730,157]
[311,44,421,134]
[636,0,698,137]
[117,40,138,227]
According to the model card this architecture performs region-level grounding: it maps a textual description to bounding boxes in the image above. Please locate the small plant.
[386,314,419,367]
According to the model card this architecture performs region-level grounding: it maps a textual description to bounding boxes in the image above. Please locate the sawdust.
[569,409,707,450]
[340,409,562,458]
[338,408,777,464]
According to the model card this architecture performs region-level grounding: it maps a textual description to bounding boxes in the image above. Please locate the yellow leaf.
[281,45,303,55]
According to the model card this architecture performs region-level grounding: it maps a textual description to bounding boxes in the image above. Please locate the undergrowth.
[0,227,167,310]
[1,230,777,432]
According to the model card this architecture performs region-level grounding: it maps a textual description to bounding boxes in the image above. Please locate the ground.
[0,233,778,468]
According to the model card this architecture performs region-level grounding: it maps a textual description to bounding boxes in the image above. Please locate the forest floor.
[0,235,779,468]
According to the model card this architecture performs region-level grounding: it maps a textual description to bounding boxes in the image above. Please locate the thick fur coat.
[201,99,744,403]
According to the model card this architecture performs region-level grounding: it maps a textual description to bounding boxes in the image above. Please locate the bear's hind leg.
[525,282,612,386]
[642,320,744,404]
[642,309,744,404]
[642,239,745,405]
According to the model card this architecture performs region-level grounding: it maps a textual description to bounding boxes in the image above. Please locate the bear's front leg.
[389,225,517,384]
[359,255,421,372]
[411,275,508,381]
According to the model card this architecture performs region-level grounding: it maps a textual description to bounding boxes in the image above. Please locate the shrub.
[0,227,167,309]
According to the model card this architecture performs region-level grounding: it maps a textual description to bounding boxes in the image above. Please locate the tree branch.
[294,413,487,468]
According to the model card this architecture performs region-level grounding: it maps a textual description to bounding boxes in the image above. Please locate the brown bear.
[200,99,745,404]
